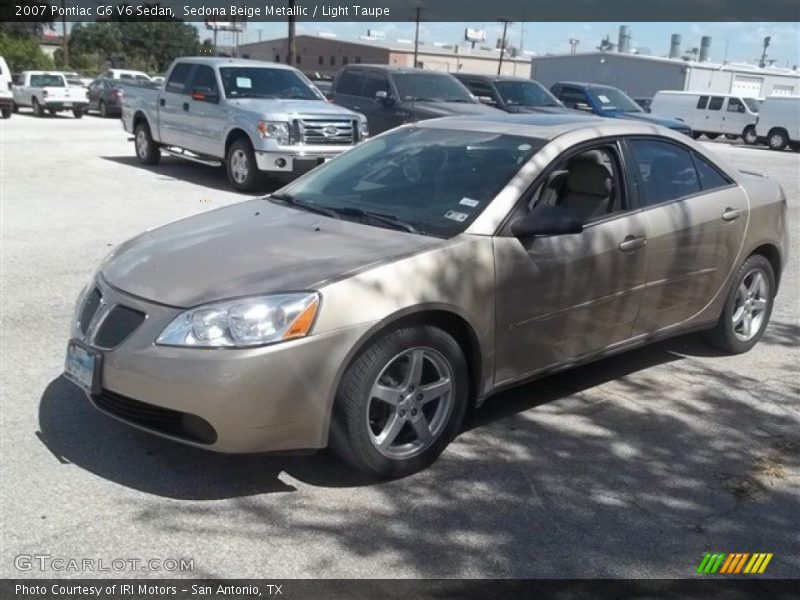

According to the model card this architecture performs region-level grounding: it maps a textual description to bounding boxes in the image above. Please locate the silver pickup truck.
[122,57,368,191]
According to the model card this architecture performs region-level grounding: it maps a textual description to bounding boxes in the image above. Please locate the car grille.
[94,389,217,444]
[293,118,357,145]
[79,288,102,334]
[94,305,146,349]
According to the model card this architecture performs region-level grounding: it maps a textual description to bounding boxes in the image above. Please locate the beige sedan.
[65,114,789,478]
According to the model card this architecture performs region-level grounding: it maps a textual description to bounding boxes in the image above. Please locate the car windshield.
[392,73,475,103]
[494,80,561,107]
[220,67,320,100]
[274,127,544,238]
[587,86,641,112]
[743,97,760,113]
[30,74,65,87]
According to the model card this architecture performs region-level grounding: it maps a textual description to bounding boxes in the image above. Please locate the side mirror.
[375,90,395,105]
[191,88,219,104]
[575,102,593,112]
[477,95,497,106]
[511,204,584,238]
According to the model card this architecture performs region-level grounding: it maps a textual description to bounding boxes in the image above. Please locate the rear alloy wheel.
[703,255,775,354]
[134,121,160,165]
[1,108,10,119]
[330,326,468,478]
[32,98,44,117]
[226,139,262,192]
[73,108,83,119]
[99,100,108,118]
[743,125,758,146]
[768,129,788,151]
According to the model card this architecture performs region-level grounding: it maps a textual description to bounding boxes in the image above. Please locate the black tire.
[99,100,108,118]
[692,132,702,140]
[329,326,469,478]
[743,125,758,146]
[702,254,775,354]
[48,107,57,116]
[12,102,19,113]
[705,133,719,140]
[724,134,738,140]
[1,108,10,119]
[134,121,160,165]
[32,98,44,117]
[790,142,800,152]
[73,108,83,119]
[225,138,262,192]
[768,129,789,151]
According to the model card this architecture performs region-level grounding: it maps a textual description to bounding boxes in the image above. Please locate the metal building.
[530,52,800,99]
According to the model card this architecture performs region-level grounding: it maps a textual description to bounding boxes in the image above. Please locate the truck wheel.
[73,108,83,119]
[1,108,10,119]
[134,121,160,165]
[767,129,788,151]
[32,98,44,117]
[692,132,702,140]
[226,139,261,192]
[99,101,108,118]
[329,326,469,478]
[724,134,738,140]
[12,103,19,113]
[743,125,758,145]
[705,133,719,140]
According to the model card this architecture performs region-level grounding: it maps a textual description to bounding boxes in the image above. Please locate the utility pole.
[287,0,296,65]
[497,19,512,75]
[759,35,771,68]
[60,0,68,67]
[413,6,423,68]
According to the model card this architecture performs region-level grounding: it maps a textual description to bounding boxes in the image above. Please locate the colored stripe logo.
[697,552,773,574]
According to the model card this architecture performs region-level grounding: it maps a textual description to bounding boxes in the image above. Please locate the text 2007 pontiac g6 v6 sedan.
[65,114,788,478]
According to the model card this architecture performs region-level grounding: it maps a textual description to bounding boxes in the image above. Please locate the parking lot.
[1,113,798,578]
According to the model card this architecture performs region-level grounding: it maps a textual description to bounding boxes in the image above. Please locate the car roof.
[412,112,669,139]
[171,56,300,71]
[340,64,454,75]
[454,73,534,83]
[555,81,620,90]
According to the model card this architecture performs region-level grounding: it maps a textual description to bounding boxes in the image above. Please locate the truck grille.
[294,118,357,145]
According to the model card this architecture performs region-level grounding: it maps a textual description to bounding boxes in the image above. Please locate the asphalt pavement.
[0,113,797,578]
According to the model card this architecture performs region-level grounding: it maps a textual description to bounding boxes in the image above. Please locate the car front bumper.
[255,145,353,173]
[44,100,88,110]
[67,277,372,453]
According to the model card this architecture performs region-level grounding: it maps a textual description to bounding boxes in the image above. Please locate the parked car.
[755,95,800,151]
[650,91,760,144]
[65,114,787,478]
[454,73,567,113]
[550,81,692,136]
[122,57,368,191]
[86,77,124,117]
[0,56,13,118]
[103,68,152,82]
[633,97,652,112]
[11,71,87,118]
[331,65,499,135]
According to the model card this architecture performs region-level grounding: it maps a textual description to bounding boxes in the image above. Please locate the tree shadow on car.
[100,155,285,195]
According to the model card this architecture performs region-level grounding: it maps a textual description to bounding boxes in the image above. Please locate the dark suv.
[454,74,567,114]
[550,81,692,135]
[331,65,500,135]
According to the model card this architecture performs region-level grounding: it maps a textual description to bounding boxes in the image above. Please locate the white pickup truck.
[12,71,87,118]
[122,56,369,191]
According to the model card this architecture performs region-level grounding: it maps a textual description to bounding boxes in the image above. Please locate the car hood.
[227,97,361,119]
[401,100,500,118]
[101,199,437,307]
[506,105,569,114]
[606,110,687,129]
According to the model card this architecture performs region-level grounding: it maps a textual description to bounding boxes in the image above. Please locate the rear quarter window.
[335,70,363,96]
[166,63,193,94]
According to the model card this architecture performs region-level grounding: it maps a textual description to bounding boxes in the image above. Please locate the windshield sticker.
[597,94,611,103]
[236,77,253,89]
[459,198,479,208]
[518,143,532,151]
[444,210,469,222]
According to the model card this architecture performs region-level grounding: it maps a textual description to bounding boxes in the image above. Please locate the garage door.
[731,76,763,97]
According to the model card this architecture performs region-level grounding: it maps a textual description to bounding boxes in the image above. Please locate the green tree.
[0,32,54,71]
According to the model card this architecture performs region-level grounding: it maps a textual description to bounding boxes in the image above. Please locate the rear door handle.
[182,102,189,111]
[159,98,165,107]
[722,207,743,221]
[618,235,647,252]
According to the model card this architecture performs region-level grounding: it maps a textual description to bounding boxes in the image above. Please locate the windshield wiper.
[269,193,341,219]
[333,207,420,234]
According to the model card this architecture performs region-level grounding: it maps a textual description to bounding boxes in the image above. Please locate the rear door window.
[165,63,193,94]
[708,96,724,111]
[693,154,732,191]
[627,139,701,206]
[335,70,364,96]
[362,71,389,99]
[189,65,218,95]
[558,87,589,109]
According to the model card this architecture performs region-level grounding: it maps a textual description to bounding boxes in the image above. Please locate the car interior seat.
[557,156,614,222]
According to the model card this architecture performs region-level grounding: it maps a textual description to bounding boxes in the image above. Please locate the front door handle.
[618,235,647,252]
[159,98,165,107]
[182,102,189,111]
[722,207,743,222]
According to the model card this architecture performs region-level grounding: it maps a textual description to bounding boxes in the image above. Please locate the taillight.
[112,89,123,98]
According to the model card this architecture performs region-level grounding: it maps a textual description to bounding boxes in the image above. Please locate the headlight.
[156,292,320,348]
[256,120,291,145]
[359,119,369,139]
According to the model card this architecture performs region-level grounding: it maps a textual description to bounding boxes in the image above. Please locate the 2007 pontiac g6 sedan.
[65,114,789,478]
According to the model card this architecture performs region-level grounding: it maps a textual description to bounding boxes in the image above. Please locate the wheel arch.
[132,110,149,132]
[748,243,783,292]
[224,127,254,157]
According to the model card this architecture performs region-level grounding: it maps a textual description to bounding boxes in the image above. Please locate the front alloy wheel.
[330,326,468,478]
[226,139,261,192]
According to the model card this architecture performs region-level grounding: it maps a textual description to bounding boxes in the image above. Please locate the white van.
[650,91,760,144]
[103,69,152,82]
[755,95,800,151]
[0,56,13,118]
